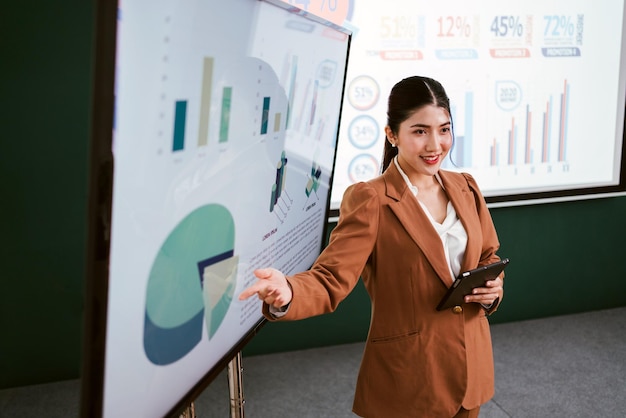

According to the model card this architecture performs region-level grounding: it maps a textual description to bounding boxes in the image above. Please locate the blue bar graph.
[450,91,474,167]
[173,100,187,152]
[261,97,270,135]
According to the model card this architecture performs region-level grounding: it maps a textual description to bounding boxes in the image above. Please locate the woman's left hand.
[465,276,503,306]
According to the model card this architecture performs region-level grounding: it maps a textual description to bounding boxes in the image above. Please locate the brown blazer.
[263,163,503,417]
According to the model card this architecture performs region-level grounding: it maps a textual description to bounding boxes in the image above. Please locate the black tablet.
[436,258,510,311]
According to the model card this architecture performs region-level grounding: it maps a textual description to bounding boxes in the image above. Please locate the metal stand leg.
[178,402,196,418]
[228,351,245,418]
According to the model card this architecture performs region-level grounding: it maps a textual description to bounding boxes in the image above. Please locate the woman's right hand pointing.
[238,268,293,309]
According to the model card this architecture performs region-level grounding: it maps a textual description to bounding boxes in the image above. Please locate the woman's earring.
[391,143,396,148]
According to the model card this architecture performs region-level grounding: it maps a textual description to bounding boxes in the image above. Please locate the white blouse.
[394,158,468,282]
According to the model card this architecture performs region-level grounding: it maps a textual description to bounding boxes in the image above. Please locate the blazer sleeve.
[463,172,504,314]
[262,181,379,321]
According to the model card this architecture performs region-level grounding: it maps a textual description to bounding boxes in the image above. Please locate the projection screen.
[288,0,626,209]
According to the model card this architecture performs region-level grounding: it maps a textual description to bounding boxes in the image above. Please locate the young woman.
[239,76,504,418]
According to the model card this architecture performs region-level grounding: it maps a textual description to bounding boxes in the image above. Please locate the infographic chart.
[285,0,626,207]
[104,0,350,416]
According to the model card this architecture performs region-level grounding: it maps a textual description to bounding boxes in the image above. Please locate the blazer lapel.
[383,164,454,285]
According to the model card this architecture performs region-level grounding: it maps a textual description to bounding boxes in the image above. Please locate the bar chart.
[441,77,572,178]
[486,79,570,170]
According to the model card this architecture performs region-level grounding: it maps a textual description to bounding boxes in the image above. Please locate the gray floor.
[1,307,625,417]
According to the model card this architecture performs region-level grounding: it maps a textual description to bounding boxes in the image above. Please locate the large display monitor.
[301,0,626,209]
[81,0,351,416]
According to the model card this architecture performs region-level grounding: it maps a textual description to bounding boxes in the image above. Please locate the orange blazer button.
[452,305,463,314]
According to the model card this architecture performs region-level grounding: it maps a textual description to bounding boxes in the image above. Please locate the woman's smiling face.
[386,104,453,181]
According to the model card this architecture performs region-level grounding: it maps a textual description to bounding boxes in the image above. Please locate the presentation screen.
[100,0,351,416]
[287,0,626,208]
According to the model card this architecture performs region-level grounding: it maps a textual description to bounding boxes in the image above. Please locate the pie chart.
[143,204,236,365]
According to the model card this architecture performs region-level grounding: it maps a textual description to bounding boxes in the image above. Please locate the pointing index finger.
[238,282,262,300]
[238,272,273,300]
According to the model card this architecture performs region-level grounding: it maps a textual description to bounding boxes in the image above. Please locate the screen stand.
[178,403,195,418]
[228,351,245,417]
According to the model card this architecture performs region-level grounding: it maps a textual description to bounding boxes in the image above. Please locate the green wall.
[243,198,626,355]
[2,0,626,390]
[1,1,95,389]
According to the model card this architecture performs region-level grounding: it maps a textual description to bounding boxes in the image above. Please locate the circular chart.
[143,204,237,365]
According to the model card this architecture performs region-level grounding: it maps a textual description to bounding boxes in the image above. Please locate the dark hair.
[381,76,454,172]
